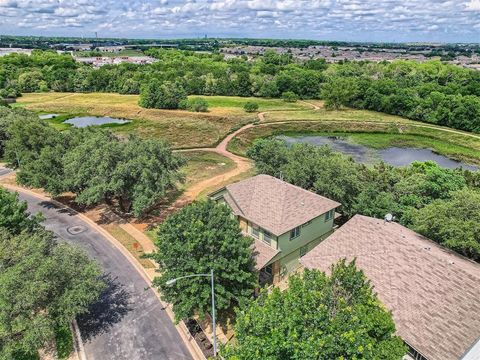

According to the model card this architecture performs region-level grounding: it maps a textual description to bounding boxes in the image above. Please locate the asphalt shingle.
[301,215,480,360]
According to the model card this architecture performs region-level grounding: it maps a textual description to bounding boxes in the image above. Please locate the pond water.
[39,114,59,120]
[64,116,130,128]
[276,135,478,171]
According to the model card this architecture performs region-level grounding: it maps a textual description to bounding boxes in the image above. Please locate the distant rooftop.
[301,215,480,360]
[220,174,340,236]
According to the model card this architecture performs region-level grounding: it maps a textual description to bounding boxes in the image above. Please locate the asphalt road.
[13,189,192,360]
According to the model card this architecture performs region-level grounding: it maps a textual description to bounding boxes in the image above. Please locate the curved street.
[11,184,192,360]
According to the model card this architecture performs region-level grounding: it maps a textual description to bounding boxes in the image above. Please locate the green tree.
[149,200,257,322]
[3,110,60,170]
[223,261,406,359]
[0,187,42,234]
[321,76,360,110]
[281,90,299,102]
[111,136,185,216]
[139,79,187,109]
[243,101,259,113]
[0,188,104,360]
[409,189,480,261]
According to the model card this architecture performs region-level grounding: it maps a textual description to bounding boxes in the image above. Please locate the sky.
[0,0,480,43]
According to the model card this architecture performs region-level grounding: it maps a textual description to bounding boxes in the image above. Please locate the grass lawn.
[228,121,480,165]
[190,95,309,113]
[262,107,415,124]
[102,224,156,268]
[17,93,257,148]
[180,150,236,188]
[16,93,480,163]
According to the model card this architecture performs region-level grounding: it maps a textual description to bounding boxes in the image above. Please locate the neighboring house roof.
[220,174,341,236]
[300,215,480,360]
[252,238,279,270]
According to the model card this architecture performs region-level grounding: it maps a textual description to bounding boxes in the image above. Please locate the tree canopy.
[149,199,257,322]
[223,260,406,360]
[3,109,185,217]
[1,50,479,133]
[409,189,480,261]
[0,188,104,360]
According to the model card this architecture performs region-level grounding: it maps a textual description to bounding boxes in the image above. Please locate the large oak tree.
[149,200,257,322]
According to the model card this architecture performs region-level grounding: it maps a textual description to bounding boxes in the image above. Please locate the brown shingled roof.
[224,174,341,236]
[301,215,480,360]
[252,238,279,270]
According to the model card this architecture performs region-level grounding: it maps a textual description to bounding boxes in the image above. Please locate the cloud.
[0,0,478,42]
[465,0,480,11]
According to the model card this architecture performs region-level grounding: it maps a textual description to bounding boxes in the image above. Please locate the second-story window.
[290,226,301,240]
[263,230,273,245]
[325,209,335,222]
[251,225,260,238]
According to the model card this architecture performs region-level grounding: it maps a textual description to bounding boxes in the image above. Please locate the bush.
[282,91,299,102]
[181,97,209,112]
[243,101,259,112]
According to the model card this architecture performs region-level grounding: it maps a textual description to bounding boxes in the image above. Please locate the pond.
[39,114,59,120]
[276,135,478,171]
[64,116,130,128]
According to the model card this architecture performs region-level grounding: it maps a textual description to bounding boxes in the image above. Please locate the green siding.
[210,189,335,275]
[273,213,335,273]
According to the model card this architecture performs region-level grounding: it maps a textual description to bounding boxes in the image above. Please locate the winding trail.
[173,99,480,203]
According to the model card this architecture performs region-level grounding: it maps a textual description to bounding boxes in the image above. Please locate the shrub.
[282,91,299,102]
[243,101,259,112]
[183,97,209,112]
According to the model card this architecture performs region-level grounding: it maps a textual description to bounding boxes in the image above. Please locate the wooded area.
[1,49,479,132]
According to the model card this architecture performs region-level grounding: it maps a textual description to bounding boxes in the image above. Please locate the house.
[300,215,480,360]
[209,174,341,284]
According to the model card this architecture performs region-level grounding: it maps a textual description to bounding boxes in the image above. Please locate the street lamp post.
[166,270,217,357]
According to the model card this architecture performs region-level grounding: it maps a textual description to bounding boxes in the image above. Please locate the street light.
[166,269,217,357]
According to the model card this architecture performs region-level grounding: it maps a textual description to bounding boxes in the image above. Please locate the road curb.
[2,183,206,360]
[71,320,87,360]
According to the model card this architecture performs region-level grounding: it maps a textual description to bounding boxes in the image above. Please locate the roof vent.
[448,260,455,265]
[384,213,394,223]
[424,246,431,251]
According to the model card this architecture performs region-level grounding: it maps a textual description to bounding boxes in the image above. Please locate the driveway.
[13,189,192,360]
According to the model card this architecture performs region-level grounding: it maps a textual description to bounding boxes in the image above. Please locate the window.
[263,230,273,245]
[290,226,301,240]
[406,344,428,360]
[251,225,260,238]
[299,245,308,257]
[325,209,335,222]
[264,264,273,275]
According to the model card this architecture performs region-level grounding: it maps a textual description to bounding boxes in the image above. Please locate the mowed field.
[17,92,310,148]
[16,92,480,165]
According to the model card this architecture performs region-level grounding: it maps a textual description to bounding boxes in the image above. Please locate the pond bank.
[276,133,479,171]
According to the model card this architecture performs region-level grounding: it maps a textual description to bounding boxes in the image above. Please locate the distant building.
[301,215,480,360]
[74,56,157,67]
[210,174,341,285]
[96,46,126,53]
[0,48,32,56]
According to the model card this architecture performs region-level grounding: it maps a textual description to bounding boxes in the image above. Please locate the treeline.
[247,139,480,261]
[1,49,480,132]
[0,187,104,359]
[1,108,185,217]
[320,61,480,132]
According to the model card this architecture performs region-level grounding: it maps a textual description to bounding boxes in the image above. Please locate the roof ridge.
[261,174,339,204]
